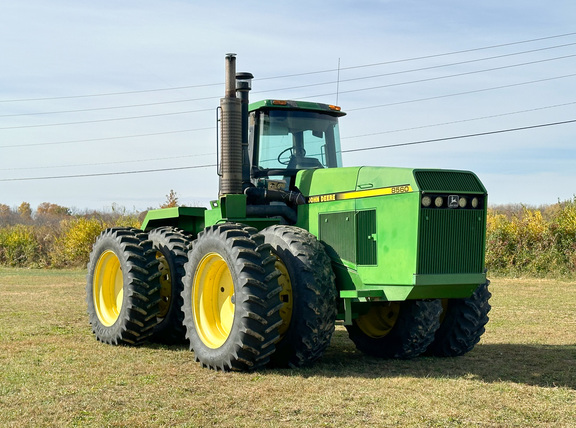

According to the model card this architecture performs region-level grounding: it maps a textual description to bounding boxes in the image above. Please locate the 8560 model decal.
[307,184,413,204]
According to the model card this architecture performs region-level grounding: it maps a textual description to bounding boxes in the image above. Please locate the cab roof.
[248,99,346,117]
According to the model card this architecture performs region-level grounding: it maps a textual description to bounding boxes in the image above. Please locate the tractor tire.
[86,228,161,346]
[346,300,442,359]
[426,281,492,357]
[261,225,337,368]
[148,227,192,344]
[182,223,282,371]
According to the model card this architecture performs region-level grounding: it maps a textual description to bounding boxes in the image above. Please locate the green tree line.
[1,197,576,276]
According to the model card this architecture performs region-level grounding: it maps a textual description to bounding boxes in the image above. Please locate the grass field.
[1,269,575,427]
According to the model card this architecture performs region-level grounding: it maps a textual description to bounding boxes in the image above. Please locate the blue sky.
[1,1,576,212]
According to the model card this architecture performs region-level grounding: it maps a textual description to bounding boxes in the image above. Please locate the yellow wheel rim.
[93,250,123,327]
[156,252,171,318]
[193,252,235,349]
[275,257,293,337]
[355,303,401,338]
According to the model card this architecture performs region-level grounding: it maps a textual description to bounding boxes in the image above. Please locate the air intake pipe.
[219,54,243,197]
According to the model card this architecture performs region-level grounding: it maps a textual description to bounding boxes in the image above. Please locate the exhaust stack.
[219,54,243,197]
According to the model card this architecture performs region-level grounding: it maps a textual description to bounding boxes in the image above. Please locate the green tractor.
[86,54,491,371]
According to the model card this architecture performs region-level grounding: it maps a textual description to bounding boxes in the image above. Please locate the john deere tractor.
[86,54,490,371]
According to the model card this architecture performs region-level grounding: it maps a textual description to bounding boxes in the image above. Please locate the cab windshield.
[255,109,342,172]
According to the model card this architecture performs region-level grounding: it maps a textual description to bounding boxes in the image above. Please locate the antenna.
[336,58,341,105]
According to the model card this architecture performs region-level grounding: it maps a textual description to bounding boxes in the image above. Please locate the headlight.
[434,196,443,208]
[422,196,432,207]
[459,197,467,208]
[471,197,479,208]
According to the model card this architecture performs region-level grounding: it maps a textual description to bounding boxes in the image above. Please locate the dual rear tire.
[260,225,337,368]
[86,228,161,345]
[180,223,337,370]
[181,224,282,371]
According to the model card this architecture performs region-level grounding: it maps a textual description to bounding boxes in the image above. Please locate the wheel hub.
[192,252,235,349]
[93,250,123,327]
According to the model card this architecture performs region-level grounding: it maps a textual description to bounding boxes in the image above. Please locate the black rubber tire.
[148,227,192,344]
[346,300,442,359]
[426,281,492,357]
[86,228,161,346]
[182,223,282,371]
[261,225,337,368]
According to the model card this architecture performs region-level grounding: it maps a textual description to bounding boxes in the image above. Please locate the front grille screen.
[418,209,485,274]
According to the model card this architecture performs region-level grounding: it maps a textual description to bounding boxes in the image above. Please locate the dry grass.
[1,269,575,427]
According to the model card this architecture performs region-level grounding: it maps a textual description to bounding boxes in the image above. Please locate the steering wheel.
[277,147,293,165]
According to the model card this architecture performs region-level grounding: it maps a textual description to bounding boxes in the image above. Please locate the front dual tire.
[346,300,442,359]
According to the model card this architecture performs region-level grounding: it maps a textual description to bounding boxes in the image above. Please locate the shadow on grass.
[148,330,576,389]
[306,330,576,389]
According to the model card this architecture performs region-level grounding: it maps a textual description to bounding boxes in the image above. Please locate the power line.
[2,89,572,160]
[344,101,576,139]
[8,40,575,119]
[0,83,222,104]
[5,100,574,171]
[3,117,575,182]
[342,118,576,153]
[0,110,215,130]
[6,53,576,131]
[254,51,576,97]
[0,152,214,171]
[300,53,576,99]
[0,164,217,182]
[0,98,217,118]
[305,32,576,74]
[243,32,576,81]
[3,31,576,104]
[332,42,576,85]
[3,72,574,151]
[0,128,211,149]
[347,73,576,111]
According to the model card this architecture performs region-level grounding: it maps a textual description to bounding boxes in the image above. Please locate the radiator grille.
[418,209,485,274]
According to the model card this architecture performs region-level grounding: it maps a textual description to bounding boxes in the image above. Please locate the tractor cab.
[248,100,346,186]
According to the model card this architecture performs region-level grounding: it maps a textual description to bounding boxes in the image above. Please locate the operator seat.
[286,156,324,170]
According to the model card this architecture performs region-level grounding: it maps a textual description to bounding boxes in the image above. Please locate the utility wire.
[0,73,576,149]
[343,101,576,139]
[342,118,576,153]
[2,72,574,150]
[3,117,575,182]
[347,73,576,111]
[258,31,576,79]
[0,164,217,182]
[0,99,215,118]
[299,53,576,99]
[6,41,575,118]
[0,152,214,171]
[331,42,576,84]
[6,53,576,130]
[254,52,576,97]
[8,100,575,171]
[3,31,576,103]
[0,83,222,103]
[0,128,212,149]
[0,111,215,130]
